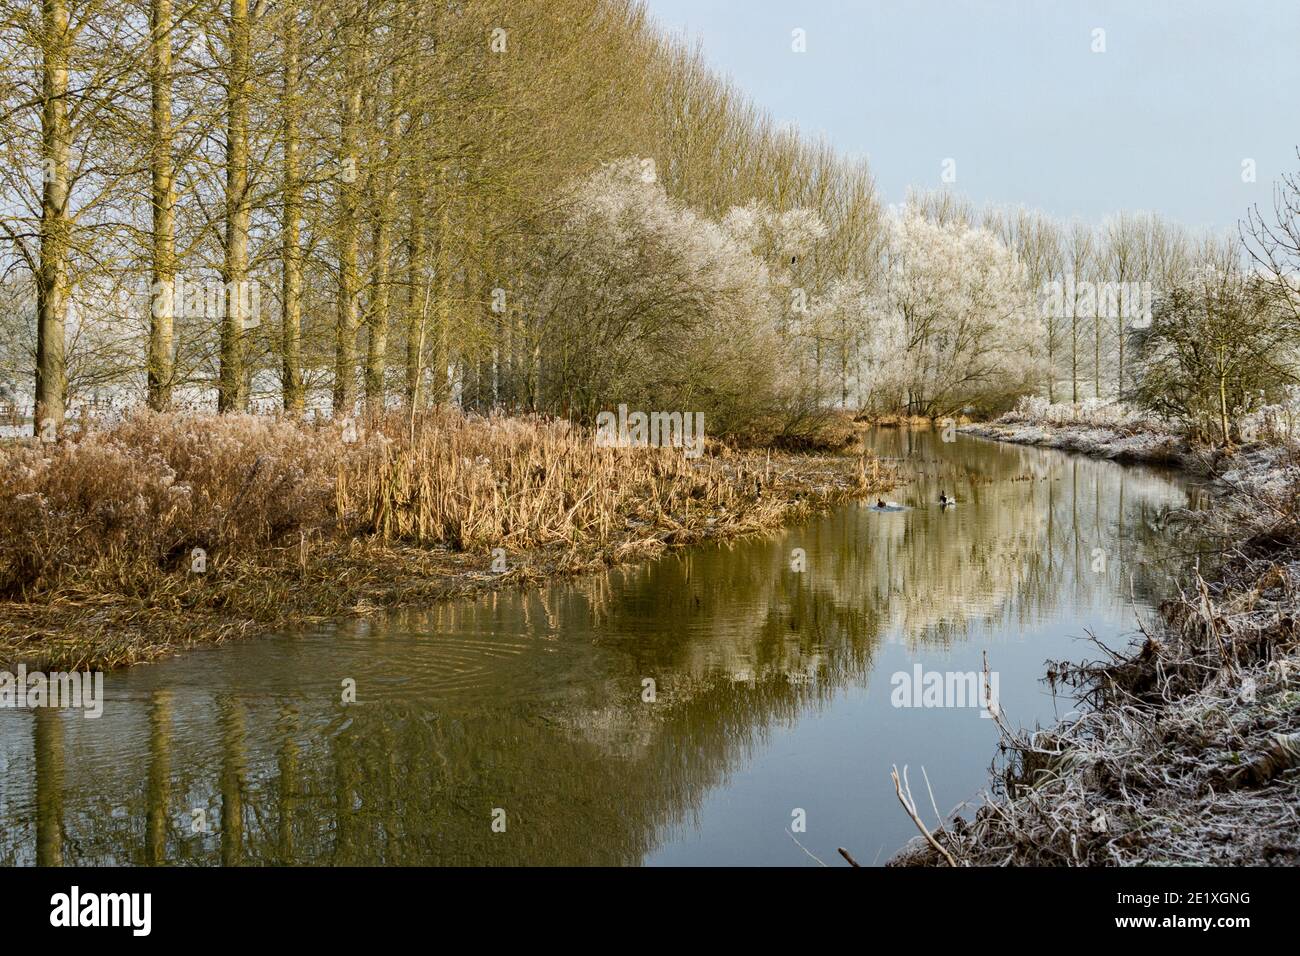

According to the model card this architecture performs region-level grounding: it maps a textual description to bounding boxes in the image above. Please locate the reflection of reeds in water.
[0,536,895,866]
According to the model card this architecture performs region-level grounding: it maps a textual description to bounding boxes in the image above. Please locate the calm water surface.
[0,429,1208,865]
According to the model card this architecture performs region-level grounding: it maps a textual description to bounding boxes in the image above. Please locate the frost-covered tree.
[1131,267,1295,445]
[805,278,873,408]
[873,207,1043,417]
[720,199,851,436]
[520,159,787,439]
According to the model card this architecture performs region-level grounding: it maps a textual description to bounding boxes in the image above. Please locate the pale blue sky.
[641,0,1300,232]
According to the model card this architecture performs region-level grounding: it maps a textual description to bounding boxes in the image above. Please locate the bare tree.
[1243,147,1300,332]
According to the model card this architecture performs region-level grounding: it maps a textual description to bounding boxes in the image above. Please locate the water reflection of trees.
[0,432,1207,865]
[862,430,1205,646]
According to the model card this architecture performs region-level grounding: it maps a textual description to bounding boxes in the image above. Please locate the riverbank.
[0,409,896,671]
[872,399,1203,469]
[859,396,1195,468]
[888,423,1300,866]
[959,419,1194,467]
[953,396,1192,467]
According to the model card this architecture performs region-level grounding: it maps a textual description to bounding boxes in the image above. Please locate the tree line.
[1,0,880,438]
[2,0,1297,444]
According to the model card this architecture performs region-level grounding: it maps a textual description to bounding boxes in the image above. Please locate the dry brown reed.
[0,408,894,670]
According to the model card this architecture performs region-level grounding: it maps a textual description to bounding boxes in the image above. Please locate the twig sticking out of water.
[891,764,958,867]
[786,828,828,867]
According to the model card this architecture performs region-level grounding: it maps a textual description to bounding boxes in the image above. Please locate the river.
[0,428,1208,866]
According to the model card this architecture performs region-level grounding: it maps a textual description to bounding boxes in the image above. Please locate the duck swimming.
[939,491,953,507]
[876,498,887,508]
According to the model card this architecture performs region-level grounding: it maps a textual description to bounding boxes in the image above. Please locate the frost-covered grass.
[1241,385,1300,446]
[967,394,1300,475]
[961,398,1187,465]
[888,443,1300,867]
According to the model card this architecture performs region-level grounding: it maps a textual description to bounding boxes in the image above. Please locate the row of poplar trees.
[1,0,884,430]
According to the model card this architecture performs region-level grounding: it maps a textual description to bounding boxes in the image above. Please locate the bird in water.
[939,491,953,507]
[875,498,887,509]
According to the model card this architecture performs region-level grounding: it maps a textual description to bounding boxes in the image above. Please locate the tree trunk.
[147,0,176,410]
[366,214,392,408]
[365,96,401,409]
[429,190,452,404]
[1094,314,1101,400]
[1219,370,1231,447]
[1070,295,1078,403]
[280,4,304,413]
[1116,313,1125,399]
[219,0,250,413]
[333,0,364,416]
[1046,326,1055,403]
[35,0,71,435]
[404,176,427,405]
